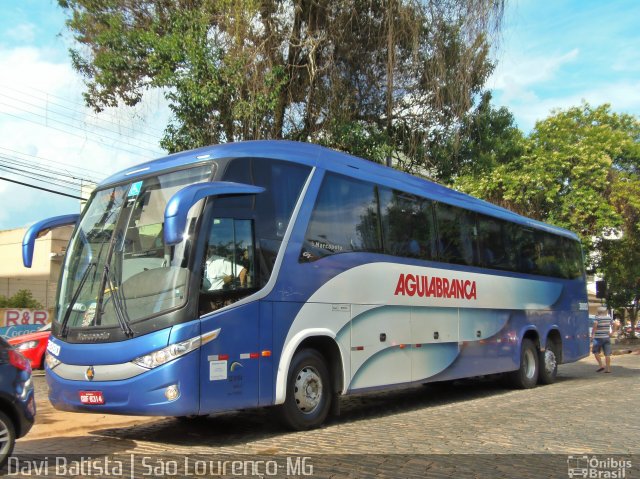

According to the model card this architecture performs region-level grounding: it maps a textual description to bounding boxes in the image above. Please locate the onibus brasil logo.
[567,456,632,478]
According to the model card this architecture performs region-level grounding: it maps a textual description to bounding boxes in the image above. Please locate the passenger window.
[301,173,381,261]
[199,218,256,315]
[536,232,564,277]
[435,203,478,266]
[511,227,538,274]
[476,215,516,271]
[563,238,585,279]
[379,188,436,261]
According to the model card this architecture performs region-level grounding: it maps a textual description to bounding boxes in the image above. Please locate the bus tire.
[507,338,538,389]
[279,349,331,431]
[538,341,559,385]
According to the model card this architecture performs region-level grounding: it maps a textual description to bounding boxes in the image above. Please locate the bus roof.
[99,140,579,240]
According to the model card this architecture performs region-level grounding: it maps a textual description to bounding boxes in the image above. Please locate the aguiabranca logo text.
[394,273,477,300]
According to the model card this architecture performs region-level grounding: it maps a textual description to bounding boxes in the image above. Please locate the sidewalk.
[611,339,640,355]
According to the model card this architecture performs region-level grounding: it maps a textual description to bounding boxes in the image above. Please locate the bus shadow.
[84,383,510,447]
[88,364,622,448]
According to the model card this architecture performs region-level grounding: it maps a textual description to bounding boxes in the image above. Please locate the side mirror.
[22,214,80,268]
[164,182,265,245]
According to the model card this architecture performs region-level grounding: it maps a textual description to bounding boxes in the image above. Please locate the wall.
[0,225,73,307]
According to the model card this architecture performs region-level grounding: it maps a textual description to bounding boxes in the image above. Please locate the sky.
[0,0,639,230]
[489,0,640,132]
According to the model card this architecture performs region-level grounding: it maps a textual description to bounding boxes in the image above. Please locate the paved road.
[11,353,640,478]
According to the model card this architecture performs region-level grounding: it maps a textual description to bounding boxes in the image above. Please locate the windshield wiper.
[103,263,134,338]
[60,262,96,338]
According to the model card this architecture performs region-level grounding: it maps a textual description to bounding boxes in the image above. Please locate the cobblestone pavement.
[11,352,640,478]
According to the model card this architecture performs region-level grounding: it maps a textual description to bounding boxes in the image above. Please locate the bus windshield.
[56,166,212,334]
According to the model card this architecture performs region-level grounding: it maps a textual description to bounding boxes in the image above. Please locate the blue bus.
[23,141,589,430]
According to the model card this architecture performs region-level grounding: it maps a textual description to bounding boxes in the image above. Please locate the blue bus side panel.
[199,302,260,413]
[259,301,274,406]
[270,301,306,394]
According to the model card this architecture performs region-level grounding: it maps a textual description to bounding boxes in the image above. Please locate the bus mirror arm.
[22,214,80,268]
[163,181,265,245]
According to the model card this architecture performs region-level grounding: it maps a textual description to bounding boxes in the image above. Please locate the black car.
[0,337,35,467]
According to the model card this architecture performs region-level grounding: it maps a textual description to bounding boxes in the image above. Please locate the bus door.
[197,218,261,412]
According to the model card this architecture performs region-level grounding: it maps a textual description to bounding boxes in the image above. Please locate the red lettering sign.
[394,274,477,300]
[5,310,19,326]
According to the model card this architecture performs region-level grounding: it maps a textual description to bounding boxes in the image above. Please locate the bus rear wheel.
[538,341,559,385]
[507,338,539,389]
[279,349,331,431]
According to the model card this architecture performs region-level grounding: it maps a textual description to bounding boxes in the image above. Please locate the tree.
[432,90,525,183]
[455,103,640,251]
[454,102,640,330]
[0,290,43,309]
[598,173,640,336]
[58,0,504,172]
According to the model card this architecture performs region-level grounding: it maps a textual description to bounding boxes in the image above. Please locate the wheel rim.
[293,365,323,414]
[523,348,536,379]
[0,419,11,457]
[544,349,557,376]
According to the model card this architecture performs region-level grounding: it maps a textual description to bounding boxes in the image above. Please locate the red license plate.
[79,391,105,405]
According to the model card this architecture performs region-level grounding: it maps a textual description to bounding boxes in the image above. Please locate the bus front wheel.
[507,338,539,389]
[279,349,332,431]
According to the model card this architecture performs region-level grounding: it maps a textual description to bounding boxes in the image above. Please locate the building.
[0,225,74,308]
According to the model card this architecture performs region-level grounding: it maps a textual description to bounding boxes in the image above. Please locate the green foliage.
[455,103,640,249]
[0,290,44,309]
[453,101,640,322]
[58,0,504,169]
[433,91,525,183]
[598,172,640,327]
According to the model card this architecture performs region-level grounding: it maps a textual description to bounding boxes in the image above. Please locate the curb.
[611,348,640,356]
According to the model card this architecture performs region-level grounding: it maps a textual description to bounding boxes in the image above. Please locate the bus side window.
[435,203,478,266]
[379,188,436,261]
[301,173,380,261]
[476,215,515,271]
[512,227,538,274]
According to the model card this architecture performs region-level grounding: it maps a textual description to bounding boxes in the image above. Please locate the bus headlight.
[45,352,60,370]
[132,329,221,370]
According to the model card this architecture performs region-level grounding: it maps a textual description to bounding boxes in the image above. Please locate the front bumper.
[46,351,200,416]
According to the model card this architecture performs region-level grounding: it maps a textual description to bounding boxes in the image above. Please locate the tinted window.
[216,158,310,284]
[563,237,585,279]
[510,226,538,274]
[379,188,436,261]
[476,214,517,271]
[302,173,381,261]
[435,203,478,266]
[536,232,566,277]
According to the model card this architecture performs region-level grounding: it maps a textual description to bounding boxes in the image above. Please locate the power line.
[0,91,164,149]
[0,100,163,157]
[0,177,86,201]
[0,83,167,137]
[0,109,162,159]
[0,155,100,185]
[0,166,85,196]
[0,157,96,184]
[0,146,106,180]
